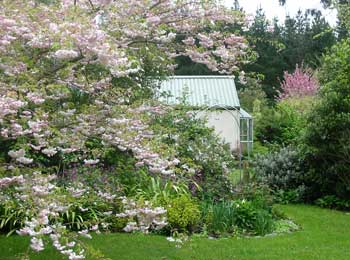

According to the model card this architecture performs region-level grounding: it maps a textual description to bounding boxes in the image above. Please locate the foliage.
[0,201,27,236]
[175,6,335,102]
[254,97,313,146]
[243,8,335,100]
[150,105,236,200]
[254,147,304,190]
[253,146,306,203]
[272,187,306,204]
[166,195,201,233]
[201,200,237,236]
[135,177,190,205]
[200,183,276,237]
[304,40,350,200]
[201,198,275,236]
[315,195,350,211]
[238,76,268,113]
[273,219,299,234]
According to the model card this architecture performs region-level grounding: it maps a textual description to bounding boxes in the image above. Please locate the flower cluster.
[0,172,86,259]
[116,197,167,234]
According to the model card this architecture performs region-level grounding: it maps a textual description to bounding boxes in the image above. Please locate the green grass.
[1,205,350,260]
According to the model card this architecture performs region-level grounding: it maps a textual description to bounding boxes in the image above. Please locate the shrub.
[304,40,350,200]
[233,199,274,235]
[272,186,306,204]
[254,97,312,146]
[253,147,307,203]
[166,195,201,233]
[254,147,305,191]
[201,198,275,236]
[315,196,350,211]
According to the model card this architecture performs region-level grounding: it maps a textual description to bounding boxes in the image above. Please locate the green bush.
[304,40,350,200]
[201,198,275,236]
[272,187,306,204]
[253,146,306,202]
[254,97,312,146]
[166,195,201,232]
[315,195,350,211]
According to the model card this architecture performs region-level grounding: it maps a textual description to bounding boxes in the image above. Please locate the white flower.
[0,175,24,187]
[115,212,128,218]
[54,49,79,60]
[239,71,247,85]
[182,37,195,46]
[27,92,45,104]
[123,222,138,232]
[161,169,174,175]
[97,191,116,200]
[146,15,161,25]
[166,237,175,242]
[67,186,86,197]
[8,149,25,159]
[103,211,112,216]
[90,225,98,231]
[166,237,182,243]
[16,156,33,164]
[83,159,100,165]
[78,230,92,239]
[40,226,53,234]
[68,252,85,260]
[172,158,180,165]
[30,237,44,252]
[67,241,76,247]
[42,147,57,157]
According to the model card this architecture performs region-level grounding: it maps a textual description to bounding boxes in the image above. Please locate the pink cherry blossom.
[279,65,319,100]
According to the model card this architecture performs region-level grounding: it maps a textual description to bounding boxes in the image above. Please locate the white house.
[158,75,253,154]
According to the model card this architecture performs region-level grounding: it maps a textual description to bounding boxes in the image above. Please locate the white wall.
[196,110,240,151]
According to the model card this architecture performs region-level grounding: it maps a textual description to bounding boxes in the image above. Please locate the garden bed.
[1,205,350,260]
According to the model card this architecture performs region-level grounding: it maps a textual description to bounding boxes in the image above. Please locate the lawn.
[1,204,350,260]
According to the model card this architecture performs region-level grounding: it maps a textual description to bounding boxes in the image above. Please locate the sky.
[224,0,338,26]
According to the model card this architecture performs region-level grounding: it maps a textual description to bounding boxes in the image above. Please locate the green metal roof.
[240,108,252,119]
[158,75,240,108]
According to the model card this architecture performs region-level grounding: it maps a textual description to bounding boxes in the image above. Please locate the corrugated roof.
[158,75,240,108]
[240,108,252,119]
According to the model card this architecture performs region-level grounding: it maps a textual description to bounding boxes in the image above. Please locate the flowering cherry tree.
[0,0,250,258]
[279,65,319,100]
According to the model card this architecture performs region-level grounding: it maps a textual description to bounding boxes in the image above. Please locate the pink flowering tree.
[279,65,319,100]
[0,0,250,258]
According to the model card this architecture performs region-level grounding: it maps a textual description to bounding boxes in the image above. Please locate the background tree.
[304,40,350,200]
[174,5,335,102]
